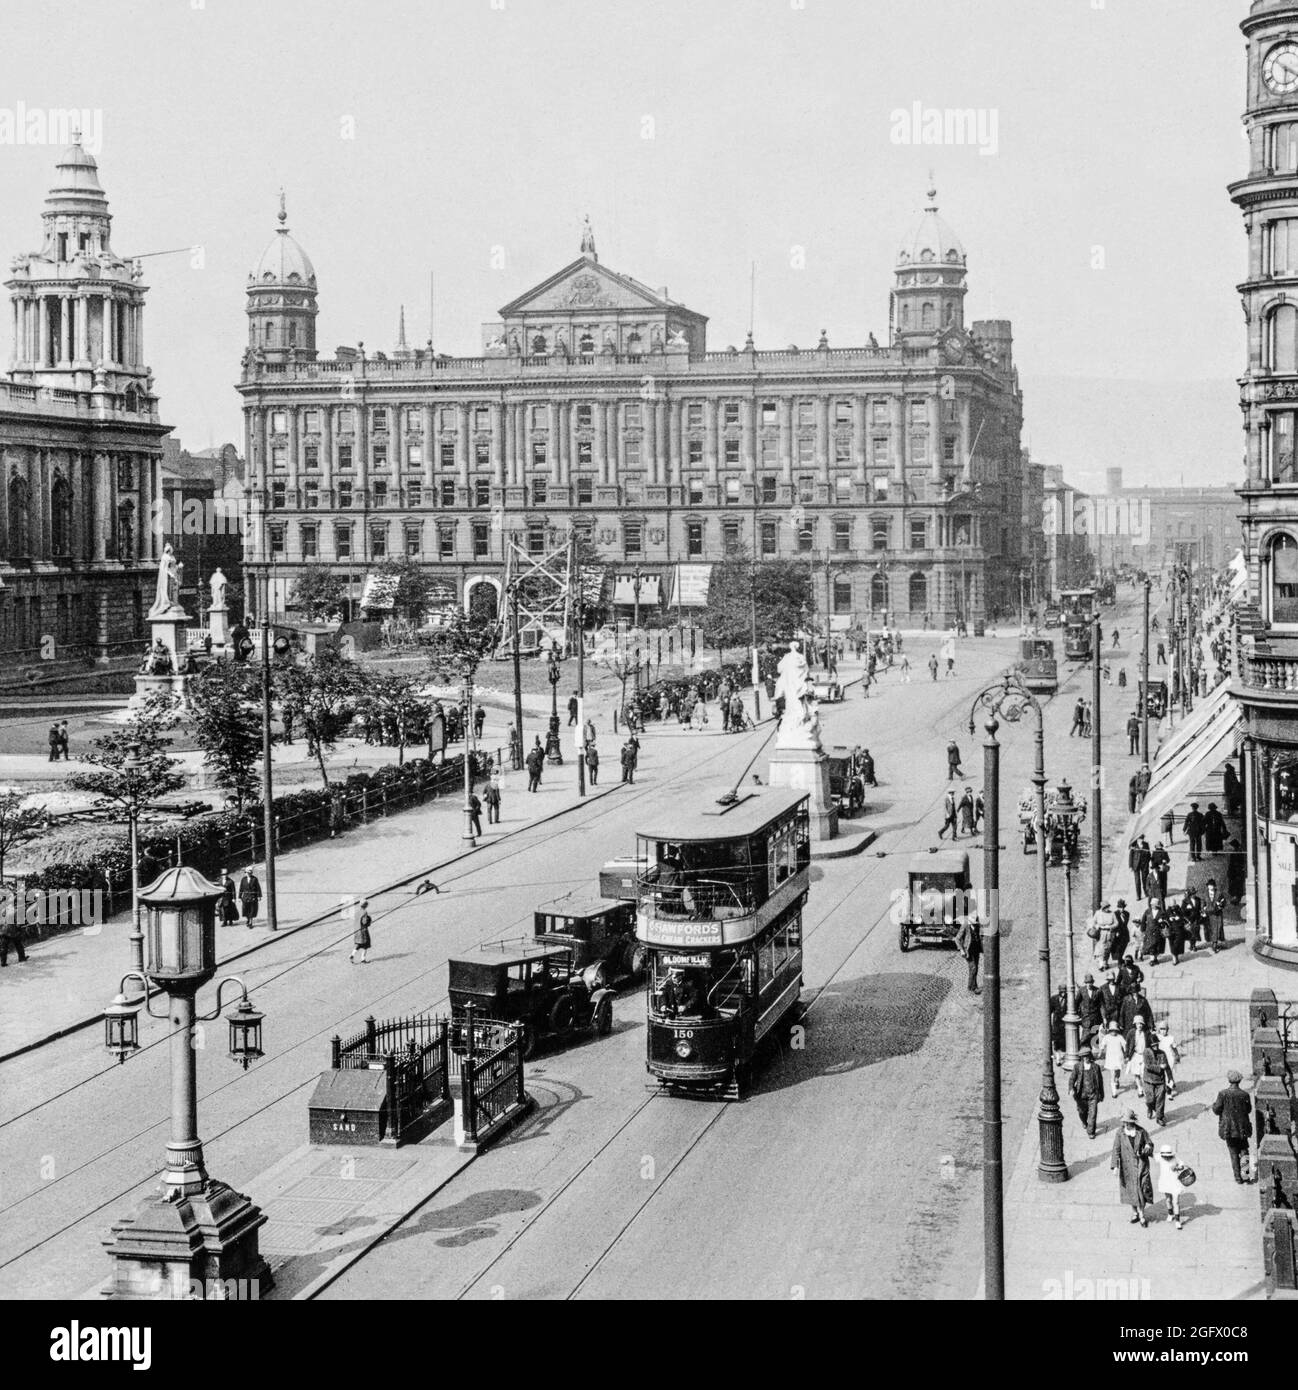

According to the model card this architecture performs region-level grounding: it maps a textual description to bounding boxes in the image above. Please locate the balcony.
[1238,651,1298,698]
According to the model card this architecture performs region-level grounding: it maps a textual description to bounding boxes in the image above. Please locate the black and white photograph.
[0,0,1293,1354]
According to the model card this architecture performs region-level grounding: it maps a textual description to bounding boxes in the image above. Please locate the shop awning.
[671,563,712,608]
[613,573,662,606]
[1131,692,1242,842]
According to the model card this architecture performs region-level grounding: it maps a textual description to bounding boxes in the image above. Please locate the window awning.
[613,573,661,605]
[671,563,712,608]
[1131,690,1242,843]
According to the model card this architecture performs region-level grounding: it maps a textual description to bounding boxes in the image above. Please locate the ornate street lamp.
[1050,777,1086,1070]
[968,673,1068,1208]
[546,645,564,764]
[100,864,271,1300]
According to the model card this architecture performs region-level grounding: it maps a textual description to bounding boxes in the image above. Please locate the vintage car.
[897,850,976,952]
[534,894,645,987]
[825,745,867,818]
[812,675,844,703]
[1043,606,1062,628]
[448,941,614,1059]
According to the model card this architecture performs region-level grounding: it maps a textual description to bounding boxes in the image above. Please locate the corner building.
[0,136,167,677]
[239,191,1025,630]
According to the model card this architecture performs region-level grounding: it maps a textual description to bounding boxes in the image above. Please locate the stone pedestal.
[208,603,230,656]
[101,1179,272,1301]
[130,605,196,711]
[768,746,838,841]
[147,604,193,664]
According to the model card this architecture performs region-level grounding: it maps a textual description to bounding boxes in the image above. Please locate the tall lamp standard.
[460,671,478,845]
[968,673,1069,1194]
[545,645,564,764]
[1091,614,1103,916]
[1052,778,1086,1070]
[123,741,146,973]
[1141,577,1152,770]
[101,865,270,1299]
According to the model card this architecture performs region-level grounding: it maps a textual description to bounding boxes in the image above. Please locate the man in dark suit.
[1211,1069,1253,1183]
[956,917,982,995]
[1069,1046,1105,1138]
[1182,803,1205,862]
[1129,836,1151,900]
[1075,973,1106,1050]
[1149,842,1171,900]
[1099,973,1123,1027]
[1126,711,1140,755]
[238,867,263,928]
[1120,985,1155,1035]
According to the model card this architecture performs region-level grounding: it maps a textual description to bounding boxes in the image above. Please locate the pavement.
[1000,600,1283,1301]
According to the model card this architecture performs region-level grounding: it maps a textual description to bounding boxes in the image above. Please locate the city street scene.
[0,0,1295,1362]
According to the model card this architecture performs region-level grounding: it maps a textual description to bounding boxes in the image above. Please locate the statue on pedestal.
[149,543,184,617]
[774,640,823,751]
[209,567,228,610]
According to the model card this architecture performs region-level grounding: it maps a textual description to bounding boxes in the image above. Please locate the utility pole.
[1141,578,1152,770]
[1091,615,1103,915]
[572,538,585,797]
[511,582,524,770]
[981,714,1004,1300]
[259,565,278,931]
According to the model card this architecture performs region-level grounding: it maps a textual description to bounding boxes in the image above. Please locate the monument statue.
[149,543,183,616]
[209,567,228,609]
[774,640,823,751]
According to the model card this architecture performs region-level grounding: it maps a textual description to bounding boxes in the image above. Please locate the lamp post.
[969,672,1069,1192]
[461,674,478,845]
[545,646,563,764]
[1141,577,1152,770]
[101,864,271,1300]
[1052,777,1085,1070]
[1091,614,1103,915]
[123,740,145,973]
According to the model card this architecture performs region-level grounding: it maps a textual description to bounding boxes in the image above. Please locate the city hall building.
[239,190,1026,630]
[0,134,168,681]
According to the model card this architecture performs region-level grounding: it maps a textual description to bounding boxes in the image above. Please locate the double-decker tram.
[1059,587,1097,661]
[1017,636,1058,694]
[635,788,810,1099]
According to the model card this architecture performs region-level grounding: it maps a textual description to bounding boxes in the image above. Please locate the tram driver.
[659,966,707,1018]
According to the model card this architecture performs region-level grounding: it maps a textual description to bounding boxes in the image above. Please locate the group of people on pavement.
[218,866,263,927]
[937,783,985,841]
[46,720,71,761]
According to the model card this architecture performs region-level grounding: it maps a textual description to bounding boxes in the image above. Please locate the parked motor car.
[448,941,614,1059]
[534,894,645,987]
[1043,606,1062,628]
[897,850,976,952]
[812,675,844,703]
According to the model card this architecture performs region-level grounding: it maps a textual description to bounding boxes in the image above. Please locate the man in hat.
[1098,971,1124,1028]
[1203,877,1226,952]
[1120,983,1155,1036]
[1143,1031,1174,1126]
[956,915,981,995]
[1069,1044,1105,1138]
[1211,1070,1253,1183]
[1150,841,1171,901]
[1203,802,1228,855]
[1111,899,1131,965]
[218,868,238,926]
[1075,972,1107,1051]
[1129,835,1150,901]
[238,865,262,928]
[1092,900,1116,965]
[1183,802,1205,862]
[946,739,963,780]
[1126,710,1141,757]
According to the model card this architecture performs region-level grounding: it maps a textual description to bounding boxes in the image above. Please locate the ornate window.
[1268,303,1298,373]
[116,499,135,557]
[1269,532,1298,624]
[908,571,927,613]
[1271,411,1298,483]
[7,474,30,557]
[871,571,888,610]
[1268,122,1298,175]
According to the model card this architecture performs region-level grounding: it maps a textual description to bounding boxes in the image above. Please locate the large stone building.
[0,134,167,681]
[1230,0,1298,966]
[1084,467,1240,576]
[239,191,1026,631]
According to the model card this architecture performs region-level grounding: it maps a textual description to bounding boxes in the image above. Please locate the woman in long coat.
[1111,1109,1154,1226]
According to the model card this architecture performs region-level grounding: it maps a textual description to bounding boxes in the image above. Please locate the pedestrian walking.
[1121,985,1155,1036]
[1155,1018,1181,1094]
[1102,1021,1127,1095]
[1156,640,1167,664]
[467,789,483,837]
[1150,841,1170,900]
[0,913,28,966]
[1111,901,1131,964]
[956,916,981,994]
[900,654,912,682]
[525,740,544,793]
[1125,1017,1149,1092]
[1051,984,1067,1065]
[1183,802,1205,862]
[473,705,486,741]
[620,739,636,784]
[1222,763,1242,817]
[1118,667,1128,689]
[584,741,599,785]
[946,740,963,780]
[567,693,579,726]
[348,900,372,964]
[1117,954,1145,1000]
[1143,1034,1173,1126]
[483,775,501,824]
[1125,711,1141,757]
[1070,1046,1105,1138]
[238,866,263,927]
[218,868,239,926]
[1203,802,1228,855]
[1211,1070,1253,1184]
[1129,835,1150,900]
[1180,886,1202,951]
[1091,901,1116,964]
[1081,700,1093,739]
[47,721,60,762]
[1163,903,1187,968]
[58,720,70,760]
[1111,1109,1155,1227]
[958,786,976,836]
[1070,698,1085,737]
[938,788,959,840]
[1138,901,1164,964]
[928,653,939,682]
[1226,838,1247,903]
[1156,1144,1188,1228]
[1075,972,1106,1051]
[1112,628,1120,649]
[1203,878,1226,951]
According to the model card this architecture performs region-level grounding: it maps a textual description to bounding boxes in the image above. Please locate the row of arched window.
[6,474,84,559]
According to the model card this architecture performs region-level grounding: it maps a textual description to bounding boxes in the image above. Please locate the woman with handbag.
[1111,1109,1155,1227]
[1156,1143,1193,1228]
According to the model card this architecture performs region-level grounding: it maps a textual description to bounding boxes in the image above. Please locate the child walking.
[349,900,373,964]
[1156,1143,1188,1228]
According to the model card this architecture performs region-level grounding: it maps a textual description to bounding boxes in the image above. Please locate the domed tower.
[245,192,318,362]
[6,130,152,395]
[890,183,967,345]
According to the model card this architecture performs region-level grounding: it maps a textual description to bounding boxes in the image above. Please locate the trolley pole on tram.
[1091,615,1103,915]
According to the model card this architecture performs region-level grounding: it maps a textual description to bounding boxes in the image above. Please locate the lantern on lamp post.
[1049,778,1086,1070]
[545,645,564,764]
[100,864,272,1300]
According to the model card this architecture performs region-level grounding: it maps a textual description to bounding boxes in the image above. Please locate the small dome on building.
[896,183,965,268]
[44,130,109,218]
[249,191,316,286]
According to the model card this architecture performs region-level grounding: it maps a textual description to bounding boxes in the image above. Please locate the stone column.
[75,296,88,363]
[29,450,45,561]
[287,406,300,505]
[594,401,608,485]
[654,399,668,485]
[928,393,943,482]
[391,405,404,484]
[355,398,370,494]
[644,397,658,485]
[549,400,562,483]
[140,454,156,561]
[37,296,49,367]
[92,452,110,562]
[816,395,831,482]
[610,402,623,482]
[502,401,515,488]
[423,404,436,488]
[891,395,905,483]
[705,399,720,482]
[667,397,682,486]
[321,404,335,497]
[960,397,973,480]
[569,401,581,482]
[777,398,793,481]
[741,396,756,477]
[456,403,470,486]
[852,395,867,482]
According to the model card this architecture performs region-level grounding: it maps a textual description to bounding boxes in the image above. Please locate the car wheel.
[899,925,910,953]
[549,994,577,1035]
[593,996,613,1037]
[519,1025,537,1061]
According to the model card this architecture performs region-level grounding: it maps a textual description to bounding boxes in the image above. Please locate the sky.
[0,0,1248,491]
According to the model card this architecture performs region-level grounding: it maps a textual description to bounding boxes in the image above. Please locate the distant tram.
[1017,636,1059,694]
[1060,587,1097,661]
[635,788,810,1099]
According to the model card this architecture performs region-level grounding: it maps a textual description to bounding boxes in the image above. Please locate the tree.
[424,608,498,685]
[0,791,51,883]
[67,693,187,816]
[273,646,363,788]
[703,550,812,660]
[363,673,429,766]
[594,649,644,713]
[374,557,437,626]
[288,563,347,622]
[187,662,262,810]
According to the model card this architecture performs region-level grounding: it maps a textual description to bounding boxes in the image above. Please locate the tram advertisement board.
[646,920,725,947]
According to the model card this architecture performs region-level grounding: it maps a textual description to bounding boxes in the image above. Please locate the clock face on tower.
[1264,40,1298,95]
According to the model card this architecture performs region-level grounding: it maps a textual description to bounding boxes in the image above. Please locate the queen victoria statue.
[773,639,823,752]
[149,543,184,617]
